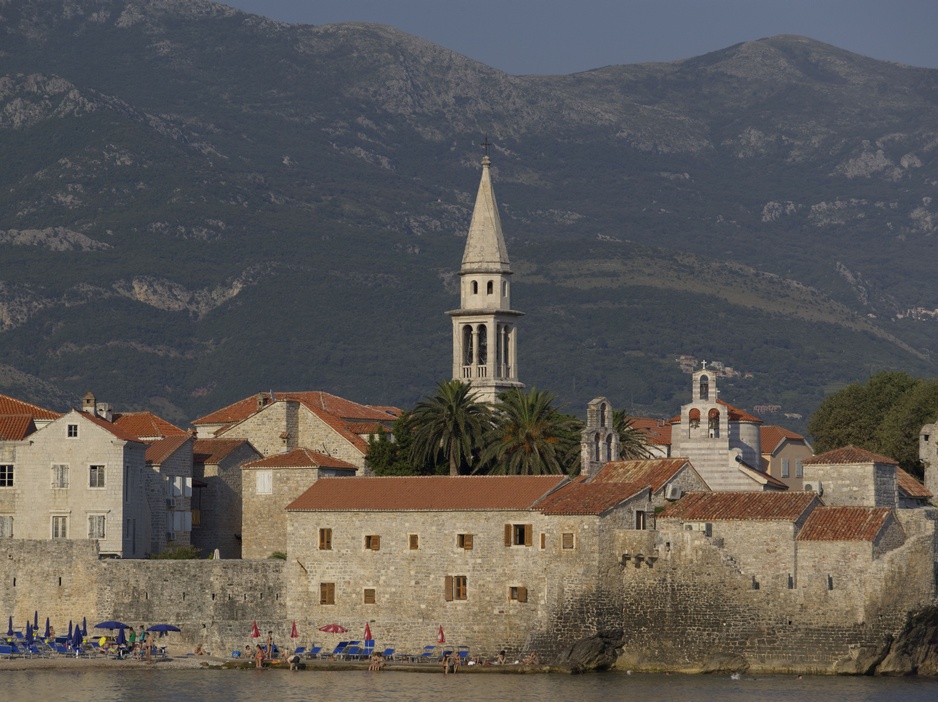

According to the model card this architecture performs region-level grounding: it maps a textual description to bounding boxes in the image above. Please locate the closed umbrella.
[251,620,260,639]
[116,626,127,647]
[67,620,73,638]
[43,618,50,640]
[82,617,87,636]
[290,620,299,639]
[25,622,33,646]
[71,622,83,652]
[33,611,38,630]
[6,616,12,637]
[363,622,373,642]
[437,625,445,644]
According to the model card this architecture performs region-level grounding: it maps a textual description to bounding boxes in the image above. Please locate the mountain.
[1,0,938,431]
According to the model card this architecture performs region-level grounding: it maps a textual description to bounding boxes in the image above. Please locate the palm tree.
[478,387,582,475]
[613,409,654,460]
[409,380,492,475]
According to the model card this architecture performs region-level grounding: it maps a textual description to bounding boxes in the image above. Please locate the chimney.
[256,393,269,411]
[82,392,97,415]
[96,403,113,423]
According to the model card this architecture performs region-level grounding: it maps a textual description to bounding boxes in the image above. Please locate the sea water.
[3,669,938,702]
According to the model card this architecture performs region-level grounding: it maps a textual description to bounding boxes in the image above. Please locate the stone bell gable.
[580,397,619,478]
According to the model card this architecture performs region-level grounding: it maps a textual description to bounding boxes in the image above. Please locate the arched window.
[605,434,614,462]
[471,281,478,295]
[593,433,601,461]
[462,325,474,366]
[477,324,487,365]
[503,281,508,296]
[708,408,720,438]
[699,375,710,400]
[689,408,701,429]
[487,280,493,295]
[599,402,607,428]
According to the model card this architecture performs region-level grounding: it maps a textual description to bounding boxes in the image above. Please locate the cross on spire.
[480,136,491,156]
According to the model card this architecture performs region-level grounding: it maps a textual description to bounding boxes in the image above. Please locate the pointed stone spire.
[461,156,511,274]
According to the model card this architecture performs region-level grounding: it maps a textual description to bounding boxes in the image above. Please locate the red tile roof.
[591,458,693,492]
[0,414,37,441]
[760,425,807,454]
[897,468,932,499]
[629,418,672,446]
[347,422,391,435]
[244,448,357,471]
[658,491,818,521]
[797,506,893,542]
[0,394,60,421]
[193,438,253,465]
[735,458,789,489]
[803,445,897,465]
[77,411,145,443]
[113,412,187,440]
[287,475,568,512]
[145,434,192,465]
[537,481,647,515]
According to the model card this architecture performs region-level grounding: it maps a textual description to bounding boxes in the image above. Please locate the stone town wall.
[242,467,320,559]
[0,540,286,655]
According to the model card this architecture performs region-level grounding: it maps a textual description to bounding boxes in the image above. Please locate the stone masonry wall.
[192,443,260,559]
[243,467,321,559]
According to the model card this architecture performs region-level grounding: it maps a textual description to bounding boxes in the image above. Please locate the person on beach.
[48,625,55,641]
[266,631,274,659]
[194,643,205,655]
[254,644,266,669]
[523,651,540,665]
[287,652,300,671]
[128,627,136,652]
[441,652,457,675]
[495,650,506,665]
[368,651,385,672]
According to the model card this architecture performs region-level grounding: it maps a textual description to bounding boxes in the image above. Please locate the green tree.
[807,371,935,477]
[366,412,441,475]
[409,380,492,476]
[612,409,654,460]
[478,387,582,475]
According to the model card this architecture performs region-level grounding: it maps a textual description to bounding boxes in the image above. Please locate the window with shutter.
[52,464,69,489]
[540,533,546,549]
[562,532,575,550]
[507,524,533,546]
[504,524,512,546]
[457,533,473,550]
[444,575,454,601]
[509,586,528,603]
[320,582,335,605]
[409,534,419,550]
[445,575,467,601]
[319,528,333,550]
[0,515,11,538]
[365,534,380,550]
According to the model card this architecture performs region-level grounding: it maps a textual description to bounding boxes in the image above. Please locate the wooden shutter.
[504,524,512,546]
[463,533,473,550]
[444,575,454,601]
[371,535,380,551]
[364,588,376,604]
[409,534,419,550]
[518,586,528,603]
[524,525,533,546]
[562,532,574,550]
[540,532,546,549]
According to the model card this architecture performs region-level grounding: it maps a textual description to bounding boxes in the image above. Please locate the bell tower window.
[471,281,478,295]
[462,325,474,366]
[689,408,700,429]
[478,324,487,365]
[487,281,493,295]
[700,375,709,401]
[708,409,720,438]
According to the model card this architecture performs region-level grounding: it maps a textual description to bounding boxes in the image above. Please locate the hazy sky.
[222,0,938,75]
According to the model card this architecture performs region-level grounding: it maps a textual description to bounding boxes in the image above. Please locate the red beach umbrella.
[363,622,373,642]
[290,620,299,639]
[318,623,348,634]
[251,620,260,638]
[437,625,445,644]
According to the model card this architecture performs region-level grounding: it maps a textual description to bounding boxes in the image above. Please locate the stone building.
[590,458,709,509]
[145,434,195,553]
[580,397,619,478]
[191,391,398,469]
[191,438,261,559]
[447,155,523,404]
[760,425,814,490]
[919,421,938,499]
[669,366,784,491]
[243,447,357,559]
[284,475,650,655]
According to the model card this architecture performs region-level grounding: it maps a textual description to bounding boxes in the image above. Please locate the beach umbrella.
[251,620,260,638]
[82,617,87,636]
[67,620,73,638]
[6,616,12,637]
[43,617,50,639]
[290,620,299,639]
[71,622,83,649]
[318,623,347,634]
[437,625,445,644]
[116,627,127,647]
[147,624,181,634]
[363,622,373,642]
[95,620,132,631]
[33,611,38,630]
[25,622,33,645]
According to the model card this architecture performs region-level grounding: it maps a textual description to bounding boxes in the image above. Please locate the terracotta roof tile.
[113,412,187,440]
[537,481,647,515]
[760,425,807,454]
[193,391,399,426]
[77,411,145,443]
[591,458,692,492]
[244,448,357,471]
[0,394,60,421]
[804,445,897,465]
[735,458,789,489]
[629,418,672,446]
[797,506,893,542]
[347,422,391,435]
[897,468,932,499]
[0,414,37,441]
[145,434,192,465]
[658,491,818,521]
[193,438,253,465]
[287,475,568,512]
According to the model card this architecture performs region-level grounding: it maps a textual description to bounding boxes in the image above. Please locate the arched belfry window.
[599,403,607,428]
[462,325,474,366]
[605,434,614,462]
[689,408,701,429]
[471,281,478,295]
[700,375,710,401]
[708,408,720,438]
[487,280,493,295]
[593,433,601,461]
[478,324,487,365]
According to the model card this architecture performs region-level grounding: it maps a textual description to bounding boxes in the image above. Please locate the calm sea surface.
[3,669,937,701]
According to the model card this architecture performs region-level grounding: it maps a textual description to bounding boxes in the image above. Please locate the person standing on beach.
[129,626,136,652]
[266,630,274,659]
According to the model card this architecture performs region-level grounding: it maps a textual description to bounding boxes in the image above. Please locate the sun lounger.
[413,645,438,662]
[328,641,349,658]
[360,640,375,659]
[306,644,322,659]
[379,645,395,661]
[457,644,470,662]
[0,644,16,659]
[343,644,362,659]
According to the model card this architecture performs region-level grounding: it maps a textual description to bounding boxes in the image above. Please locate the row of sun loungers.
[1,637,167,659]
[231,642,470,663]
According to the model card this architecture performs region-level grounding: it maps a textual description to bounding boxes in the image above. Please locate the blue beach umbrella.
[116,627,127,646]
[71,622,83,649]
[25,622,32,645]
[82,617,87,636]
[33,611,38,630]
[95,620,132,631]
[67,620,73,638]
[43,618,50,639]
[6,616,12,636]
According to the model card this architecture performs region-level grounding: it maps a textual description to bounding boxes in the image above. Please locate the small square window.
[505,523,532,546]
[320,582,335,605]
[319,528,333,550]
[0,465,13,488]
[363,588,376,604]
[409,534,419,550]
[509,586,528,603]
[562,532,575,550]
[89,465,105,488]
[457,533,473,550]
[365,534,381,551]
[67,424,79,438]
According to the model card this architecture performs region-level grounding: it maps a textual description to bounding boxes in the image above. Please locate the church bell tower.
[447,152,523,404]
